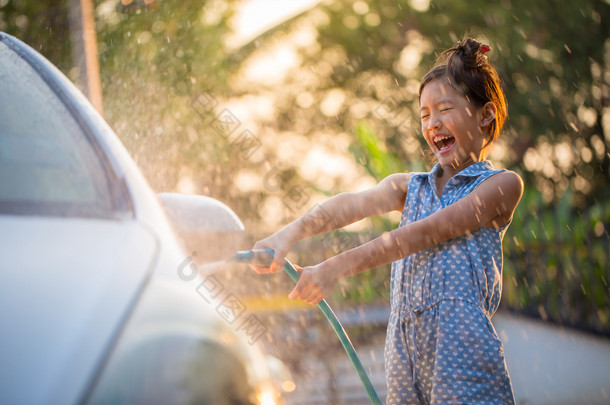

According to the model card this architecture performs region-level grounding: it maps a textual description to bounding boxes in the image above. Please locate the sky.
[226,0,325,49]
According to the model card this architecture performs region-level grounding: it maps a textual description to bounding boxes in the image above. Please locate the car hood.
[0,215,158,405]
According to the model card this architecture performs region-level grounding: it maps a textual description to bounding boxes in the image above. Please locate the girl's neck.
[440,158,478,178]
[435,159,485,197]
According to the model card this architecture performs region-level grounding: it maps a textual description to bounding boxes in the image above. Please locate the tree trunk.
[68,0,103,116]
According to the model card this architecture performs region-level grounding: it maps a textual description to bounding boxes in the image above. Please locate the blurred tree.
[268,0,610,208]
[7,0,607,216]
[0,0,71,71]
[4,0,608,209]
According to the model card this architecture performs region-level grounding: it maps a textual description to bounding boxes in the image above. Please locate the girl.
[251,38,522,404]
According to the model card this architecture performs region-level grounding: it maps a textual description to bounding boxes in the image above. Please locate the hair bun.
[452,38,484,70]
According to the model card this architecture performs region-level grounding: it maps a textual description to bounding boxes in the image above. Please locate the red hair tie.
[477,44,491,67]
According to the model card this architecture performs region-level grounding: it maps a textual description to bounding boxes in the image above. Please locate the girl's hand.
[248,230,294,274]
[288,262,339,305]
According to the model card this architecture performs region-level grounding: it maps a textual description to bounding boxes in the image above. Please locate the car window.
[0,41,117,218]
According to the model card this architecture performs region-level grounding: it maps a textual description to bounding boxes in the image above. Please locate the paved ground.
[276,307,610,405]
[495,313,610,404]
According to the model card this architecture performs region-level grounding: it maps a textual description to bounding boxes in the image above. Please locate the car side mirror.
[158,193,245,264]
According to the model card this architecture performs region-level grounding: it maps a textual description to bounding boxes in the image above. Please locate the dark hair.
[418,37,507,147]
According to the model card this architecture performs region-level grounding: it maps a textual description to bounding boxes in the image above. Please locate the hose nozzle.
[232,248,274,267]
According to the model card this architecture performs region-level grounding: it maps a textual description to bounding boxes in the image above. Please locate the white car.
[0,31,282,405]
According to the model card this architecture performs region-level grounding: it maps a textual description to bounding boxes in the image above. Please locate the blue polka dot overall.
[384,161,515,404]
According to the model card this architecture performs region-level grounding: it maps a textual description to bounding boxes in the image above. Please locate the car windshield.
[0,41,116,218]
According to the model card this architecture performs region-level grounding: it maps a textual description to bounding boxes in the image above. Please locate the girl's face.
[419,79,494,173]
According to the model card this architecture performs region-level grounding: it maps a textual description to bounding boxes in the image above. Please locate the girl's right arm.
[250,173,410,273]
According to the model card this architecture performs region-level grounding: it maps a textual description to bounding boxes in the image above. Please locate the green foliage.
[97,0,233,96]
[350,121,405,181]
[503,190,610,334]
[1,0,71,71]
[314,0,610,207]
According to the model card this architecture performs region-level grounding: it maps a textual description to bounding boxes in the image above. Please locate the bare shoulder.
[379,172,410,192]
[500,169,523,186]
[487,170,524,200]
[476,170,524,227]
[376,173,410,212]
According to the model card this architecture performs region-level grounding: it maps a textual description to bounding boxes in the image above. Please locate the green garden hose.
[232,249,382,405]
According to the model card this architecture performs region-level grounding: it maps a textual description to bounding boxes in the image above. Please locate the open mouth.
[433,134,455,153]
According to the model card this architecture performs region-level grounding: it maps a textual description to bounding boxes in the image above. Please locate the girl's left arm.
[289,170,523,304]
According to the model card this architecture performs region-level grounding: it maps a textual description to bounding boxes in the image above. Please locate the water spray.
[231,248,382,405]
